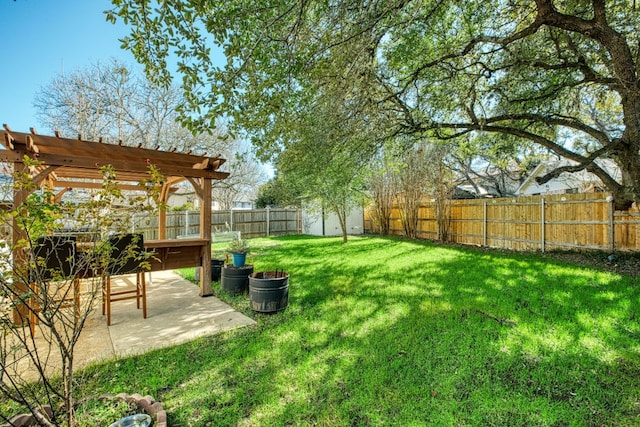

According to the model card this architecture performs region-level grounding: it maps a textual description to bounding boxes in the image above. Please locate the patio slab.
[49,270,256,372]
[8,271,254,382]
[105,270,255,358]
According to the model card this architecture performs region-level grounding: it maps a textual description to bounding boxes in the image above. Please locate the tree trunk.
[337,206,348,243]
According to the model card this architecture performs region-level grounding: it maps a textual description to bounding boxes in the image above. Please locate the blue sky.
[0,0,138,133]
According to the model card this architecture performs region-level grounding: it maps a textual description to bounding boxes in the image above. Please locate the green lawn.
[27,236,640,425]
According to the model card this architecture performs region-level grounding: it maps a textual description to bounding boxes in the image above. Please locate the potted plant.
[227,236,249,267]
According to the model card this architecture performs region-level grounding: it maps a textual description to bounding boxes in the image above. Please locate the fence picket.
[365,193,640,252]
[128,208,301,240]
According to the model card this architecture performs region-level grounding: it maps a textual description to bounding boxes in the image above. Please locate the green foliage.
[254,182,279,209]
[168,202,195,211]
[109,1,640,209]
[0,156,165,426]
[75,396,141,427]
[282,82,374,240]
[38,235,640,425]
[12,157,62,240]
[226,236,249,254]
[255,175,302,209]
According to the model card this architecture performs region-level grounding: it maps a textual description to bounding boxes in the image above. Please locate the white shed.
[302,204,364,237]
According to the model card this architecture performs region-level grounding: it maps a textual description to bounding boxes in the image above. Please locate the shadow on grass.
[80,235,640,426]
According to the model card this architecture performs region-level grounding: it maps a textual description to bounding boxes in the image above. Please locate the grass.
[8,235,640,425]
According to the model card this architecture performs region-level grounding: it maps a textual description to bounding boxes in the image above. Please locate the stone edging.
[1,406,52,427]
[110,393,167,427]
[2,393,167,427]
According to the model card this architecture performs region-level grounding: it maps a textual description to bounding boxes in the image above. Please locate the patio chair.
[29,235,81,336]
[101,233,147,326]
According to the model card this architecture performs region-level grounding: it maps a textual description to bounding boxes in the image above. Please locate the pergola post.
[11,161,29,324]
[199,177,212,296]
[158,203,167,240]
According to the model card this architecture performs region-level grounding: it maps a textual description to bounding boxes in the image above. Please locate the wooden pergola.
[0,125,229,296]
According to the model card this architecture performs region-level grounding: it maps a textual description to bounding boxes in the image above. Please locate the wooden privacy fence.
[129,208,302,240]
[365,193,640,252]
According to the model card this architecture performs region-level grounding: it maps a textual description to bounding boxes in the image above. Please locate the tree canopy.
[108,0,640,209]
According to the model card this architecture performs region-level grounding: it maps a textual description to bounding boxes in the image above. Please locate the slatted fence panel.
[133,208,302,240]
[365,193,640,252]
[614,210,640,250]
[417,203,438,240]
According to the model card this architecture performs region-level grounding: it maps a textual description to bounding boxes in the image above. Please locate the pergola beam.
[0,149,229,181]
[2,130,227,173]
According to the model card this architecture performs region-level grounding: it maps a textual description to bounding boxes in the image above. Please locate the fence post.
[435,199,440,242]
[185,210,189,235]
[541,198,546,253]
[230,209,234,231]
[266,206,270,237]
[483,202,487,247]
[607,195,615,253]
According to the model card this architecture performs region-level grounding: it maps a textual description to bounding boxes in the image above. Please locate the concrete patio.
[64,269,256,368]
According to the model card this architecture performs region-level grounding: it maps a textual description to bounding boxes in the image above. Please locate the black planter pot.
[195,259,225,282]
[211,259,224,281]
[249,271,289,313]
[221,264,254,295]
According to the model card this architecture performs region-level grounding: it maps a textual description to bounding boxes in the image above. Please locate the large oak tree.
[108,1,640,209]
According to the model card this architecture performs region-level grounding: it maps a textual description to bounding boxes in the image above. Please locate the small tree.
[391,141,456,242]
[255,173,302,209]
[0,157,163,426]
[366,152,395,236]
[393,144,431,240]
[274,83,372,243]
[423,144,456,242]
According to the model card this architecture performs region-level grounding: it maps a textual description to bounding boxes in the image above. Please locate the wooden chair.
[102,233,147,326]
[29,235,81,336]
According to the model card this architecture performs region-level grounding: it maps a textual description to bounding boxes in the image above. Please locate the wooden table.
[145,238,208,271]
[72,238,208,270]
[144,238,212,296]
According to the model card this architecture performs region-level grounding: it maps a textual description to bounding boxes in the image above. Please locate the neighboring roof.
[455,184,501,198]
[515,158,621,195]
[0,126,229,191]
